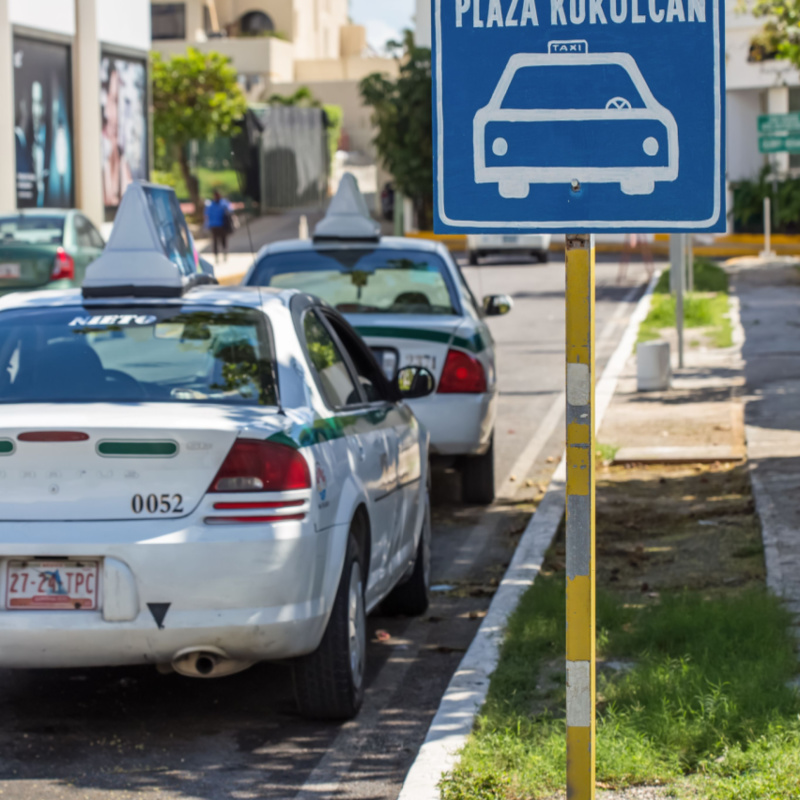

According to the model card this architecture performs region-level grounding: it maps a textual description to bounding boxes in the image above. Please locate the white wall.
[416,0,431,47]
[727,90,764,182]
[97,0,150,52]
[9,0,75,35]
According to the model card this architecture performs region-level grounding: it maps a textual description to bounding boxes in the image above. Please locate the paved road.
[0,254,656,799]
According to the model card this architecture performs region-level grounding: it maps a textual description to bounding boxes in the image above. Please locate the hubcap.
[348,562,366,690]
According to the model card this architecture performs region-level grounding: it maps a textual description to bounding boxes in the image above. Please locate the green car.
[0,210,105,295]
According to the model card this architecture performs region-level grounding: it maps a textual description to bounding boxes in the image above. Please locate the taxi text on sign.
[432,0,726,232]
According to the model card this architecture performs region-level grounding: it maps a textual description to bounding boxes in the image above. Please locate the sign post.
[432,2,725,796]
[565,233,596,798]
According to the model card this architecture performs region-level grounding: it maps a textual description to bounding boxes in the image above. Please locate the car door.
[301,308,398,601]
[319,309,415,583]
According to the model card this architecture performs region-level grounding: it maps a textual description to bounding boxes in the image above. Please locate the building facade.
[0,0,151,227]
[150,1,401,204]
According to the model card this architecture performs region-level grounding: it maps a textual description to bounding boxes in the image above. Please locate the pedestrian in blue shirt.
[204,190,233,263]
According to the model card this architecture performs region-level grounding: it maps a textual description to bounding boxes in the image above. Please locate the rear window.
[0,215,64,245]
[249,249,459,316]
[0,305,277,406]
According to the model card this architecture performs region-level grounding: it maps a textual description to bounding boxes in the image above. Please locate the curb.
[397,270,661,800]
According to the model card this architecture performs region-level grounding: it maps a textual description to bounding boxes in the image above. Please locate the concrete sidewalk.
[734,260,800,620]
[599,296,745,466]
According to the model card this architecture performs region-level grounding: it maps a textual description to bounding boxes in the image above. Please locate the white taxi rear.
[245,175,512,505]
[0,182,434,721]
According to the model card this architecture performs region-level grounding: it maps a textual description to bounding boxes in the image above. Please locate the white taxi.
[0,182,434,721]
[244,175,512,505]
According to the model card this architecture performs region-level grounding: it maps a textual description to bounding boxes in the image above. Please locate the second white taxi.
[0,182,434,720]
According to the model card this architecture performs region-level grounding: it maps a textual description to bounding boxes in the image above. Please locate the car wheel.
[468,250,479,266]
[381,488,431,617]
[292,528,367,720]
[536,250,549,263]
[461,434,495,505]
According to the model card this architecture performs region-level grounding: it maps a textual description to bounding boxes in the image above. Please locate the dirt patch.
[544,461,764,600]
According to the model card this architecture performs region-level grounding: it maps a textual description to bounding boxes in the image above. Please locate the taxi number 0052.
[131,493,185,514]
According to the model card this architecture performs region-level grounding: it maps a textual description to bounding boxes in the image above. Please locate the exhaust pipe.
[170,646,256,679]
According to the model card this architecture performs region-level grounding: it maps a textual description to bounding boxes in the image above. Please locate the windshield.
[0,305,277,406]
[249,249,459,315]
[501,64,646,110]
[0,215,64,246]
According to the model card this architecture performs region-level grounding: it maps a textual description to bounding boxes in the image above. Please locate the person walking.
[204,190,233,264]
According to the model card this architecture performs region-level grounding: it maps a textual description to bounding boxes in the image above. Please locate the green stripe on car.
[354,326,487,353]
[97,440,179,457]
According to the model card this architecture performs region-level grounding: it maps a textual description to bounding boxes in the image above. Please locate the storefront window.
[13,37,74,209]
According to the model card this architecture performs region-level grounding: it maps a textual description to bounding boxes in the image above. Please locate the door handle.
[356,441,366,461]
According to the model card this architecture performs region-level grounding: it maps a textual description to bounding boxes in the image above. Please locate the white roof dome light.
[313,172,381,242]
[82,182,216,299]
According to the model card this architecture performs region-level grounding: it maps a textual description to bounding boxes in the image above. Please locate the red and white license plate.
[0,263,20,279]
[5,560,99,610]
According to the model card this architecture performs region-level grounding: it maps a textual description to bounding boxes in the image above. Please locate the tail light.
[51,248,75,281]
[437,349,487,394]
[208,439,311,493]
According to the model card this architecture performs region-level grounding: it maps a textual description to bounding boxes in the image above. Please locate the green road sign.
[758,114,800,152]
[758,113,800,134]
[759,135,800,154]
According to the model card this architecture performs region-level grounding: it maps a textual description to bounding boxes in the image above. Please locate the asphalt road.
[0,254,656,800]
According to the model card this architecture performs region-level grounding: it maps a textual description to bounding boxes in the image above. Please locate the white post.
[760,197,775,259]
[403,196,416,234]
[0,0,16,211]
[686,234,693,292]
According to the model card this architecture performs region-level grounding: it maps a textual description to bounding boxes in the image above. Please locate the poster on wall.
[100,55,148,212]
[13,37,75,209]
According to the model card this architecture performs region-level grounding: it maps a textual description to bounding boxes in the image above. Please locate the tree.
[360,31,433,229]
[746,0,800,66]
[152,48,248,215]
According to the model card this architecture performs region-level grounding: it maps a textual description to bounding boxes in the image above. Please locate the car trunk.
[0,404,245,521]
[0,244,56,292]
[347,314,472,383]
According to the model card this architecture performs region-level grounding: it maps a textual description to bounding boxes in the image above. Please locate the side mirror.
[483,294,513,316]
[395,366,435,400]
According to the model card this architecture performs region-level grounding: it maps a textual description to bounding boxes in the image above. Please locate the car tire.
[292,528,367,720]
[461,434,495,506]
[381,489,431,617]
[468,250,479,266]
[536,250,549,263]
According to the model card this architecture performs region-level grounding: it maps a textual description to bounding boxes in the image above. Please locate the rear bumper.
[0,519,348,669]
[407,391,495,457]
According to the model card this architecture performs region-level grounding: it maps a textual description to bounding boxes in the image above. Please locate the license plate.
[404,354,437,372]
[5,560,100,610]
[502,235,518,244]
[0,263,20,279]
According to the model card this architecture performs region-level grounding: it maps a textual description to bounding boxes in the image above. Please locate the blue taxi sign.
[433,4,726,232]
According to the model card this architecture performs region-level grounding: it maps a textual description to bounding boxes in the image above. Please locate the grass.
[596,443,619,463]
[151,167,243,204]
[639,260,733,348]
[440,464,800,800]
[440,578,800,800]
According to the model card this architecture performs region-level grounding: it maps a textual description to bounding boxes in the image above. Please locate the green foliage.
[654,260,730,294]
[639,293,733,347]
[151,47,247,151]
[151,48,247,212]
[152,167,242,202]
[731,167,800,234]
[744,0,800,68]
[441,574,800,799]
[360,31,433,228]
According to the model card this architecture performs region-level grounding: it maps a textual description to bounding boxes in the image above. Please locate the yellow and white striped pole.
[565,233,596,800]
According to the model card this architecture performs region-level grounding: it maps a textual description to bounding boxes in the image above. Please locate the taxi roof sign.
[83,182,216,298]
[313,173,380,242]
[548,40,588,53]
